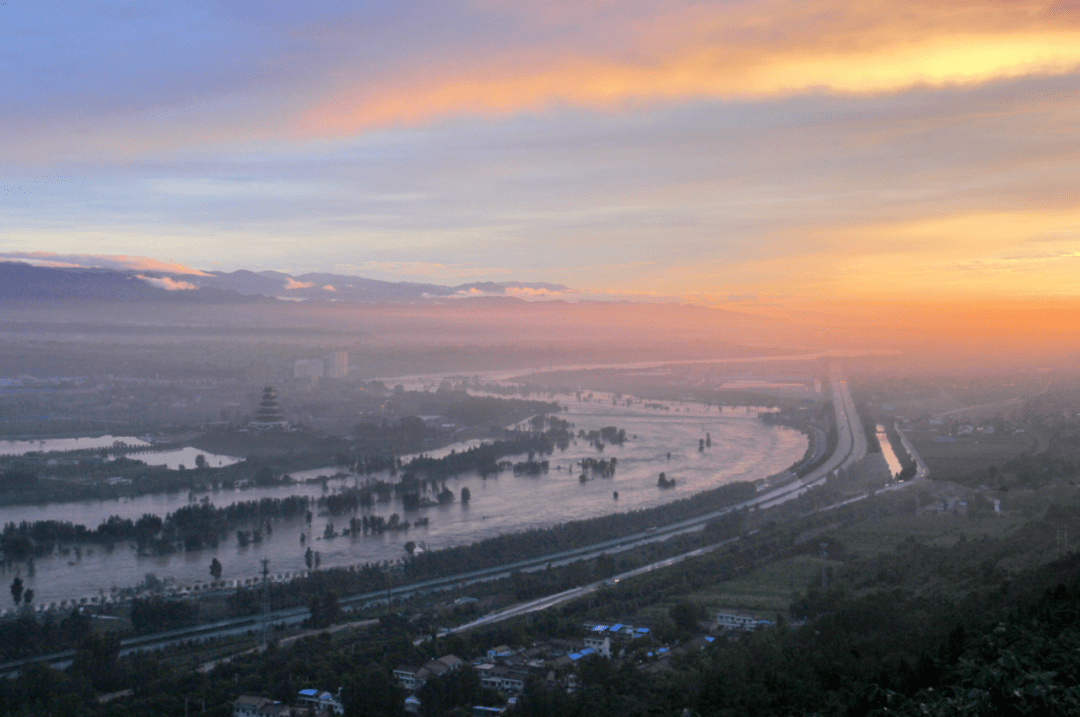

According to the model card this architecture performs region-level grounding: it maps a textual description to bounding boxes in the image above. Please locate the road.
[894,422,930,481]
[445,534,747,636]
[757,368,867,509]
[1,370,870,674]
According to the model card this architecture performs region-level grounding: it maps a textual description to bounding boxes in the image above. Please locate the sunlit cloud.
[284,278,316,289]
[7,1,1080,159]
[707,208,1080,299]
[0,251,210,276]
[296,1,1080,138]
[502,286,571,300]
[4,1,1080,312]
[136,275,197,291]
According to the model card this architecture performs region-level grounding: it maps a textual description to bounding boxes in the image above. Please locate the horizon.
[3,1,1080,316]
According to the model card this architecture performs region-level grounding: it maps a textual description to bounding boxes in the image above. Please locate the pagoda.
[249,386,290,430]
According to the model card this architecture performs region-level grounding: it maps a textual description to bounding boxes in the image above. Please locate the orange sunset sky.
[2,1,1079,317]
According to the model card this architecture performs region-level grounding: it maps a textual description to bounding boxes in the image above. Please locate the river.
[1,397,805,609]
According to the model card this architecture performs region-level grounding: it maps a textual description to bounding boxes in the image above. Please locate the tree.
[0,468,37,492]
[671,599,699,633]
[209,557,223,580]
[343,665,406,717]
[195,454,207,469]
[23,589,34,606]
[70,633,121,691]
[305,547,314,570]
[10,576,23,606]
[404,541,417,555]
[400,415,426,440]
[308,591,341,629]
[460,486,471,504]
[418,665,483,716]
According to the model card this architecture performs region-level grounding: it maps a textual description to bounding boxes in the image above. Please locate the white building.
[393,655,465,692]
[717,609,758,631]
[297,689,343,715]
[232,696,309,717]
[582,635,611,657]
[234,696,274,717]
[326,351,348,379]
[477,666,528,693]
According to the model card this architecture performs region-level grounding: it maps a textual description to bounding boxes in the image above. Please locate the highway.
[1,370,870,674]
[444,378,884,636]
[757,368,867,509]
[445,534,747,636]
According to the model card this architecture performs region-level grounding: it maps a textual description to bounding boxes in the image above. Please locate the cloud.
[293,1,1080,139]
[340,261,515,280]
[322,284,336,291]
[137,275,197,291]
[502,286,570,300]
[9,1,1080,160]
[0,251,210,276]
[284,277,315,289]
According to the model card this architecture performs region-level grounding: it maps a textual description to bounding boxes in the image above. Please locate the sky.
[2,0,1080,307]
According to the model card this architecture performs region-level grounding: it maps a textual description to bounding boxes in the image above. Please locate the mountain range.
[0,262,571,304]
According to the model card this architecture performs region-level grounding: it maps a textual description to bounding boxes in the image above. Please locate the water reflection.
[0,435,150,456]
[4,400,805,606]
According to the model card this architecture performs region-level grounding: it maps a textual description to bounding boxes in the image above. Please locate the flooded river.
[3,398,805,607]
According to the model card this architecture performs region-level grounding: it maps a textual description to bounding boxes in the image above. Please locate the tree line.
[0,495,311,559]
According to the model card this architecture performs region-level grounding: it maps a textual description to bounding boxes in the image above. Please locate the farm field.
[910,432,1033,482]
[638,554,843,620]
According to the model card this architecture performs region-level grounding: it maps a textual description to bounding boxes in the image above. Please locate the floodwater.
[120,446,242,470]
[0,435,151,456]
[0,435,240,469]
[3,399,805,607]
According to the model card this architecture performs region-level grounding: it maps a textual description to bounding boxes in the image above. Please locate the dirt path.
[194,618,378,673]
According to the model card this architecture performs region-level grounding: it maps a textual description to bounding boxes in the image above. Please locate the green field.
[633,554,844,621]
[911,432,1032,483]
[638,483,1078,623]
[834,512,1019,558]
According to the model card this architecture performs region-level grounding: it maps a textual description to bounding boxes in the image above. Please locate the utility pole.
[821,543,828,591]
[260,558,271,649]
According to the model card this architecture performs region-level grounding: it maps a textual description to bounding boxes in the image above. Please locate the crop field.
[641,554,844,619]
[834,512,1019,559]
[910,433,1033,482]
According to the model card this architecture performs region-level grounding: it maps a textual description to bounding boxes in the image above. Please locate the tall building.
[326,351,348,379]
[249,386,290,430]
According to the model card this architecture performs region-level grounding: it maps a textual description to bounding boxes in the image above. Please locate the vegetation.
[1,495,311,558]
[3,478,1080,716]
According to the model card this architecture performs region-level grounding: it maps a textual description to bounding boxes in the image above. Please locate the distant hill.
[0,262,571,304]
[0,262,275,303]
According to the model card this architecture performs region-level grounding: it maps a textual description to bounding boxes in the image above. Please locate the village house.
[232,695,312,717]
[296,689,344,715]
[393,654,465,691]
[716,609,758,631]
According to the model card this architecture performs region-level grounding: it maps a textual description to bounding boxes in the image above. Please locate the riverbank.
[0,398,806,608]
